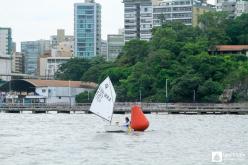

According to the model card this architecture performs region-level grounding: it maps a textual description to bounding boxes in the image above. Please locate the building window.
[59,96,61,99]
[42,89,46,93]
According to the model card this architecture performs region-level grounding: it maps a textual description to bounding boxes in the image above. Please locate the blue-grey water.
[0,113,247,165]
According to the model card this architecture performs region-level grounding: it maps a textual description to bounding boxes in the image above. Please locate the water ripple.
[0,114,247,165]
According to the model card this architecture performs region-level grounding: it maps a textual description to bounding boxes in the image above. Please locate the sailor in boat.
[114,117,130,127]
[123,117,130,128]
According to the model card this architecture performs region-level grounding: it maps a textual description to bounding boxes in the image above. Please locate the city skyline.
[0,0,124,51]
[0,0,216,52]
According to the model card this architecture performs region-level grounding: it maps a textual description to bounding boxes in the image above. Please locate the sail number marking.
[96,87,111,102]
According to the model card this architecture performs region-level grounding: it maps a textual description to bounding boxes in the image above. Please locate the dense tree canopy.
[56,12,248,103]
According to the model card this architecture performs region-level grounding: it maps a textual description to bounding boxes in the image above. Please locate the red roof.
[215,45,248,51]
[23,79,97,89]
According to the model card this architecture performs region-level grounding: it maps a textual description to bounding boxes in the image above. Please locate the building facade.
[192,5,214,27]
[107,34,125,61]
[209,45,248,56]
[100,40,107,60]
[0,28,12,57]
[12,42,16,54]
[50,29,74,49]
[235,0,248,17]
[0,56,11,81]
[39,56,71,79]
[153,0,193,27]
[52,41,74,57]
[74,0,101,58]
[0,79,97,105]
[0,28,12,81]
[123,0,206,42]
[123,0,153,42]
[12,52,24,74]
[216,0,236,18]
[21,40,50,75]
[38,41,73,78]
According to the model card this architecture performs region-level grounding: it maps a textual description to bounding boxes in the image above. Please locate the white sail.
[89,77,116,122]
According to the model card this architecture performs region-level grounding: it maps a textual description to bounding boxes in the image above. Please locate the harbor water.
[0,113,247,165]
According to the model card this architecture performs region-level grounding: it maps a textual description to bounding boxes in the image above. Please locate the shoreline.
[1,102,248,115]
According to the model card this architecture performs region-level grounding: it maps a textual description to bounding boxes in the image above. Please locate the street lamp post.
[193,89,196,103]
[69,80,71,107]
[166,79,168,102]
[166,79,168,110]
[87,90,90,101]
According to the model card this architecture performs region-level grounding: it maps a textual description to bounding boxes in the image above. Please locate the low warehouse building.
[0,79,97,105]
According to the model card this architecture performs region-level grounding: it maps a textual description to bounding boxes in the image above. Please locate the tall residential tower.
[123,0,153,42]
[0,28,12,81]
[153,0,193,27]
[74,0,101,58]
[21,40,50,75]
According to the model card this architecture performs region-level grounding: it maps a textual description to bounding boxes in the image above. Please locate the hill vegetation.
[55,12,248,103]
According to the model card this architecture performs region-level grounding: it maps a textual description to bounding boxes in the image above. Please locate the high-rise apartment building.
[0,27,12,81]
[74,0,101,59]
[0,28,12,57]
[123,0,153,42]
[153,0,193,27]
[123,0,196,42]
[21,40,50,75]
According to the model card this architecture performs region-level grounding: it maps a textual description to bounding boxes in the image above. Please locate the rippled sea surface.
[0,113,247,165]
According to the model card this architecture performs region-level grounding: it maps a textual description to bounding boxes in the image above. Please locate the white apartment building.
[153,0,193,27]
[123,0,153,42]
[123,0,195,42]
[0,28,12,81]
[140,4,153,40]
[39,56,71,79]
[235,0,248,16]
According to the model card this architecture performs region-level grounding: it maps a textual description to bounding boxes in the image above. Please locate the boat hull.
[104,125,130,133]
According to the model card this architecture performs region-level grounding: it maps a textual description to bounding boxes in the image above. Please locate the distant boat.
[89,77,129,133]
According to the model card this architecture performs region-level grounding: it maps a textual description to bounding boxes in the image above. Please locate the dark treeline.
[55,12,248,103]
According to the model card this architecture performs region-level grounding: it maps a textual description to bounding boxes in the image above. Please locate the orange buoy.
[130,105,149,131]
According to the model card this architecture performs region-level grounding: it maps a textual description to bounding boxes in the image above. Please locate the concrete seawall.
[1,102,248,114]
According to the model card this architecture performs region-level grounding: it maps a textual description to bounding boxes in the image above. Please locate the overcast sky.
[0,0,124,51]
[1,0,214,51]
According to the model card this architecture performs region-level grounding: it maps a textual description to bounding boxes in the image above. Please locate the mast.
[109,77,115,124]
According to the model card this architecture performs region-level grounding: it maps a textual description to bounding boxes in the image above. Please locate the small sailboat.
[89,77,129,132]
